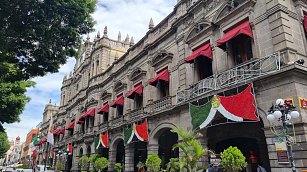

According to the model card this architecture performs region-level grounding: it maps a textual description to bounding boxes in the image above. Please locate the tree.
[89,154,100,172]
[145,154,161,172]
[56,161,64,172]
[171,128,209,172]
[94,157,109,172]
[0,0,96,127]
[79,155,90,172]
[0,131,10,158]
[166,158,180,172]
[220,146,247,172]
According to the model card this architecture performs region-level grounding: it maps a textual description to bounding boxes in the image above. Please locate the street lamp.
[267,98,300,172]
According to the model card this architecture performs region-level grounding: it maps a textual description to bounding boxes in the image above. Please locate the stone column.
[147,144,159,155]
[124,144,134,172]
[108,148,116,172]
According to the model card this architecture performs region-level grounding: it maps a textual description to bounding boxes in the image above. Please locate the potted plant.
[220,146,247,172]
[171,128,209,172]
[94,157,109,172]
[136,161,145,172]
[79,155,90,172]
[145,154,161,172]
[55,161,64,172]
[166,158,180,172]
[114,163,122,172]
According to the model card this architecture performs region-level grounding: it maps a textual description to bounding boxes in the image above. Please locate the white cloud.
[4,1,176,142]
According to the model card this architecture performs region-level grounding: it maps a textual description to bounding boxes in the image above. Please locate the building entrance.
[207,121,270,172]
[158,129,179,169]
[133,141,147,172]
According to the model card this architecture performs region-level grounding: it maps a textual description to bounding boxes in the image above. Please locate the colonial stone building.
[51,0,307,172]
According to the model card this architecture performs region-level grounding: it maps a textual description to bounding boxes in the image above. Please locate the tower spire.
[130,36,134,47]
[149,18,154,29]
[103,26,108,38]
[118,31,121,42]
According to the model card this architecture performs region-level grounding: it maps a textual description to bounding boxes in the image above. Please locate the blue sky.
[4,0,176,142]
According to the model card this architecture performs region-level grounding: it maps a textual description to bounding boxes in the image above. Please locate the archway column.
[108,148,116,172]
[196,136,209,167]
[147,144,159,155]
[124,143,134,172]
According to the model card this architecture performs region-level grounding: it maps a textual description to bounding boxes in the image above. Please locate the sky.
[3,0,177,142]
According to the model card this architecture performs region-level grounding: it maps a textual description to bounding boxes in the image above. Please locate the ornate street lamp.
[267,99,300,172]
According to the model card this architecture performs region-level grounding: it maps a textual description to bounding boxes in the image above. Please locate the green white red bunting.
[96,131,109,149]
[190,84,258,129]
[124,119,149,145]
[67,143,73,153]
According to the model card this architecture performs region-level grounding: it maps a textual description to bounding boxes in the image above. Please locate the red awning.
[149,68,169,86]
[126,84,143,99]
[97,103,109,114]
[217,20,253,50]
[185,43,212,63]
[110,96,124,107]
[77,118,85,124]
[86,108,95,117]
[53,128,61,135]
[66,121,75,130]
[304,15,307,32]
[60,127,65,134]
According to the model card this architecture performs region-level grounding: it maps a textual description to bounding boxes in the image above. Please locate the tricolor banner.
[96,131,109,149]
[124,119,149,145]
[190,84,258,129]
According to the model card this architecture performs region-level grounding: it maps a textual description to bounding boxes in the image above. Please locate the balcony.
[98,122,109,132]
[129,108,147,122]
[153,96,173,112]
[110,116,125,129]
[176,52,281,103]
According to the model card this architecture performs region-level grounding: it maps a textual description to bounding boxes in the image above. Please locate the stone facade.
[52,0,307,172]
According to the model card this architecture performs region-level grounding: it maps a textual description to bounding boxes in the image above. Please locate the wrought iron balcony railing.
[177,52,281,103]
[110,116,125,129]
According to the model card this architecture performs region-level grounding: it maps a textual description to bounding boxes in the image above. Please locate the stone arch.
[110,133,124,149]
[257,107,270,127]
[184,20,212,44]
[128,67,146,82]
[212,2,230,23]
[149,122,177,144]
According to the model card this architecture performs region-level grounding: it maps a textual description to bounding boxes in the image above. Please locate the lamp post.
[267,99,300,172]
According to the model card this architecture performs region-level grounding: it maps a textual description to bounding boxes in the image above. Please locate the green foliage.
[56,162,64,171]
[89,153,100,172]
[0,0,96,126]
[166,158,180,172]
[114,163,122,172]
[79,155,90,171]
[146,154,161,172]
[94,157,109,171]
[136,161,145,170]
[171,128,209,172]
[220,146,247,172]
[0,131,10,158]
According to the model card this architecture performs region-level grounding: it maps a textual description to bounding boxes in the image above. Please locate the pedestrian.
[257,163,266,172]
[205,164,217,172]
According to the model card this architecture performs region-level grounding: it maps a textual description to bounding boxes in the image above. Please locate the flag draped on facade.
[67,143,73,153]
[190,84,258,129]
[124,119,149,145]
[47,115,54,145]
[96,131,109,149]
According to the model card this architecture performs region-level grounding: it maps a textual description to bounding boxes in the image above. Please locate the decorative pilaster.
[124,144,134,172]
[108,149,116,172]
[147,144,159,155]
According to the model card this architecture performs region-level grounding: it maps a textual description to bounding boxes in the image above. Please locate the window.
[134,94,143,109]
[195,57,213,80]
[230,34,253,65]
[157,80,169,98]
[116,105,124,117]
[96,60,100,75]
[103,112,109,122]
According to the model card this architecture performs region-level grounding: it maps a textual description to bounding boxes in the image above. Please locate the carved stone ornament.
[128,67,147,82]
[101,90,112,100]
[85,97,98,107]
[149,50,173,68]
[185,18,212,44]
[113,80,127,93]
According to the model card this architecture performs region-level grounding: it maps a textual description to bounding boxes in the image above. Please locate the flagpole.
[44,142,49,171]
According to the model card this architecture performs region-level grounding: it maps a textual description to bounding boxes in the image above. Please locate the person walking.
[257,164,267,172]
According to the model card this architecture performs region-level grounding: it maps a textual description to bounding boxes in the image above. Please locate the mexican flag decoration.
[124,119,149,145]
[96,131,109,149]
[190,84,258,129]
[135,119,149,142]
[124,124,134,145]
[67,143,73,154]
